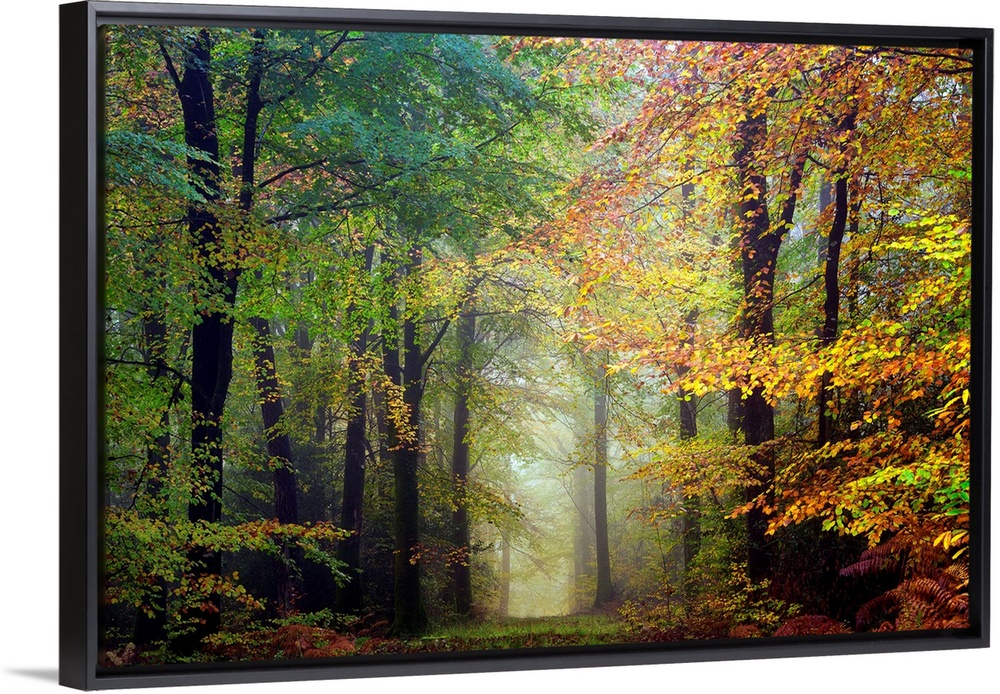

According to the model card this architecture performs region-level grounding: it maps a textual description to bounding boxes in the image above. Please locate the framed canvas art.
[60,1,991,689]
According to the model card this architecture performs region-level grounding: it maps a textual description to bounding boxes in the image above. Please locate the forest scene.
[102,23,973,667]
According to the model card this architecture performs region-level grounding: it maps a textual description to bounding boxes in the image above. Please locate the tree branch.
[157,39,182,92]
[258,159,327,189]
[262,31,353,107]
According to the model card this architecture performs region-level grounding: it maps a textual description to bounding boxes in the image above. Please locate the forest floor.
[111,611,678,666]
[416,614,628,651]
[188,612,636,664]
[346,613,632,656]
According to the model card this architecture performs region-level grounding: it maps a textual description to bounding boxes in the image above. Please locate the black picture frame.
[59,1,992,689]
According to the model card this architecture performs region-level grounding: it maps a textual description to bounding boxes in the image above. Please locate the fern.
[856,594,902,631]
[839,556,898,580]
[839,534,910,579]
[895,578,968,630]
[942,562,969,589]
[773,615,851,637]
[847,541,969,632]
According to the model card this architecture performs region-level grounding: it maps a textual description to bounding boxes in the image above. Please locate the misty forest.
[102,25,973,666]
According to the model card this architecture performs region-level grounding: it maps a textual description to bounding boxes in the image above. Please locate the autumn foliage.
[101,23,974,666]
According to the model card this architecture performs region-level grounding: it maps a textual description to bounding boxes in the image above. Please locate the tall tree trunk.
[818,112,857,447]
[677,181,701,581]
[336,245,375,616]
[735,105,776,585]
[168,29,235,653]
[499,533,511,618]
[249,315,301,615]
[678,307,701,580]
[817,176,848,447]
[237,31,302,617]
[388,246,428,636]
[593,359,613,608]
[733,101,805,584]
[451,301,476,617]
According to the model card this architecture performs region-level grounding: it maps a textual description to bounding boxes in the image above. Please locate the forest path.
[412,613,628,651]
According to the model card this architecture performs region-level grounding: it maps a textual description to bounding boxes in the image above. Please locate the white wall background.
[1,1,994,692]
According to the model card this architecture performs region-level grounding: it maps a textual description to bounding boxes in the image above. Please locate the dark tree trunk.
[336,245,375,616]
[678,181,701,580]
[818,112,856,447]
[169,30,234,654]
[388,246,428,636]
[249,315,301,615]
[735,105,775,584]
[237,31,302,617]
[593,360,613,608]
[817,175,848,447]
[334,326,368,615]
[451,303,476,617]
[733,102,805,584]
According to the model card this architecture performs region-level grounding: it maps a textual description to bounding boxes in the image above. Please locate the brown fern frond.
[895,577,953,609]
[856,593,901,631]
[844,533,970,632]
[839,538,909,578]
[861,537,910,561]
[773,615,852,637]
[933,591,969,629]
[907,553,950,580]
[890,577,968,630]
[940,613,971,630]
[943,562,969,587]
[839,557,896,579]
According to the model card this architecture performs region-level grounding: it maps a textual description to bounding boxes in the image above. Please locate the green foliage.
[621,563,800,639]
[105,131,215,200]
[101,20,973,665]
[105,509,349,641]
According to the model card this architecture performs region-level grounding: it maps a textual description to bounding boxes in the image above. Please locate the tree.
[592,357,614,607]
[235,28,302,618]
[388,243,431,636]
[335,245,376,616]
[450,287,477,617]
[162,29,234,651]
[731,87,806,583]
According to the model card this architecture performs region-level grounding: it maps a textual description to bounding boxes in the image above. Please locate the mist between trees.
[102,25,972,666]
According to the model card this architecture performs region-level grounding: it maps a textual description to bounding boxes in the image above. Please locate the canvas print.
[101,23,973,667]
